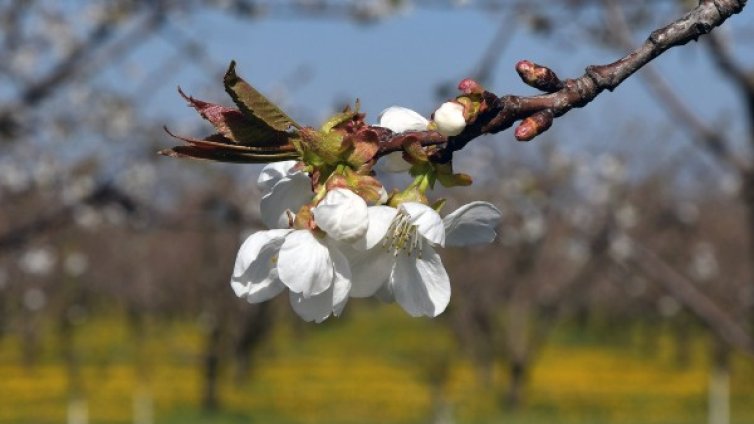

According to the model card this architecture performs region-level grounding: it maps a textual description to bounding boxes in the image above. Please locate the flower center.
[383,210,423,257]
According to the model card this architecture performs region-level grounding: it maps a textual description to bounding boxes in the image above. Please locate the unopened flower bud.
[432,102,466,137]
[515,60,563,93]
[515,110,554,142]
[457,78,485,94]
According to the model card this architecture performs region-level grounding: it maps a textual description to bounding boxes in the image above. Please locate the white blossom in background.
[432,102,466,137]
[62,175,95,205]
[608,233,633,261]
[566,206,594,232]
[689,242,719,282]
[232,188,370,323]
[675,201,699,225]
[64,252,89,277]
[24,288,47,311]
[120,163,157,197]
[19,247,56,276]
[586,181,611,205]
[521,213,546,243]
[596,153,626,183]
[0,161,30,193]
[342,201,501,317]
[565,238,590,264]
[719,173,741,196]
[32,157,59,188]
[548,149,573,172]
[376,106,429,173]
[616,204,639,229]
[103,205,127,226]
[657,296,681,318]
[73,205,102,229]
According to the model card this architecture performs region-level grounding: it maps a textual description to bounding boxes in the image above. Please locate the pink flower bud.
[515,60,563,93]
[457,78,484,94]
[515,110,554,142]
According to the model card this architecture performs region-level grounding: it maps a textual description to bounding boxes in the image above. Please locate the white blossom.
[19,247,56,276]
[257,161,313,229]
[376,106,429,173]
[24,288,46,311]
[343,201,501,317]
[231,188,368,323]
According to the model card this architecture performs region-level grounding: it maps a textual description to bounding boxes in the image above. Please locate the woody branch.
[377,0,748,163]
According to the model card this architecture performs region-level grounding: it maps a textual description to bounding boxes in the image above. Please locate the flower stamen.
[383,210,422,258]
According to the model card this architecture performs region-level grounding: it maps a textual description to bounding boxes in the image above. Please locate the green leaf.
[320,110,358,133]
[159,146,299,164]
[224,61,301,132]
[179,88,292,147]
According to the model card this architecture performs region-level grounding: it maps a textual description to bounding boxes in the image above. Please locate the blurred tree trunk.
[503,291,531,411]
[673,317,692,369]
[202,320,222,412]
[60,300,86,424]
[708,341,731,424]
[504,358,528,410]
[233,302,272,385]
[21,309,39,368]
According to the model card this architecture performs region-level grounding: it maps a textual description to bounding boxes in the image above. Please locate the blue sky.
[99,3,753,181]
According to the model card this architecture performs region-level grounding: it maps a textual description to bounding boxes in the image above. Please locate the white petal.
[312,189,368,242]
[433,102,466,137]
[444,201,502,246]
[230,229,291,302]
[278,230,332,297]
[289,287,334,323]
[377,186,389,205]
[352,206,398,250]
[340,244,393,298]
[378,106,429,133]
[328,244,352,316]
[288,246,351,323]
[400,202,445,247]
[260,172,312,229]
[377,152,413,173]
[257,160,300,192]
[390,246,450,317]
[375,106,427,173]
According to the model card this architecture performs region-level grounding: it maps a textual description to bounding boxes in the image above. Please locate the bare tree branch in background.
[620,241,754,356]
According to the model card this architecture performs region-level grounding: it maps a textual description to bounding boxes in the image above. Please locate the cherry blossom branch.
[377,0,748,163]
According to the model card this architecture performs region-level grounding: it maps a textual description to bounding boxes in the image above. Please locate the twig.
[603,0,750,173]
[376,0,748,162]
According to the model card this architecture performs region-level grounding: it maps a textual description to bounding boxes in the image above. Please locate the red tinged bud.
[515,60,564,93]
[515,110,554,142]
[457,78,485,94]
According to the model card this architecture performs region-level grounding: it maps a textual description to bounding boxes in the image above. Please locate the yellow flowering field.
[0,303,752,424]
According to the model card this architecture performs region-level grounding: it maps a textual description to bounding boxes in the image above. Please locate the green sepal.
[434,162,472,188]
[431,198,447,213]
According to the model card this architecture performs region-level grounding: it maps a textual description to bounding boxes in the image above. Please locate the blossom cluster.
[230,106,501,323]
[164,64,501,322]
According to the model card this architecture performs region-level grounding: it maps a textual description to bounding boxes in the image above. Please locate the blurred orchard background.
[1,1,754,423]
